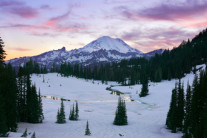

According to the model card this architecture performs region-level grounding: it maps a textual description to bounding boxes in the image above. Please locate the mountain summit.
[79,36,142,54]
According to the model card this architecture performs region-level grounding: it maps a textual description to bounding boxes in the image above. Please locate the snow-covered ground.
[8,64,205,138]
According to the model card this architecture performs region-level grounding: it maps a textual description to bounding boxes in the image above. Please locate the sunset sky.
[1,0,207,60]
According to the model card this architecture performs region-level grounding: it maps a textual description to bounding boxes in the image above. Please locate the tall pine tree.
[56,100,66,124]
[85,121,91,136]
[38,89,44,123]
[139,80,149,97]
[166,83,178,133]
[113,97,128,125]
[183,82,192,137]
[177,80,185,131]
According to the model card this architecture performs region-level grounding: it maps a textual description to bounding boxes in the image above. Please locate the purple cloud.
[0,0,23,7]
[116,0,207,21]
[140,1,207,20]
[0,0,38,18]
[40,5,52,10]
[0,24,47,30]
[121,27,197,52]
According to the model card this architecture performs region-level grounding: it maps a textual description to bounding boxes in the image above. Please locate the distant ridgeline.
[59,28,207,84]
[21,28,207,85]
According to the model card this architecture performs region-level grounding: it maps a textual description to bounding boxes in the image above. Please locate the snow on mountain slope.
[79,36,143,54]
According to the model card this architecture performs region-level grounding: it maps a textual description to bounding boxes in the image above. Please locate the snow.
[8,64,206,138]
[79,36,142,54]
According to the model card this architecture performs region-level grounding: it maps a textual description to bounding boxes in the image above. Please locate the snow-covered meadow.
[9,64,205,138]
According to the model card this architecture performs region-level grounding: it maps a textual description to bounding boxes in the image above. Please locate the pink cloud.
[44,10,71,27]
[43,9,87,33]
[122,27,197,53]
[10,48,32,52]
[180,21,207,28]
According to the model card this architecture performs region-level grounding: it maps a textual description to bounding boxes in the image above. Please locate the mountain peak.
[79,36,143,54]
[57,46,66,52]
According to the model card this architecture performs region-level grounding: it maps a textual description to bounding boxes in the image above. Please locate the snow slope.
[79,36,142,54]
[9,64,205,138]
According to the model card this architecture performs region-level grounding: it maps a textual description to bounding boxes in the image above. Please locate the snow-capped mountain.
[79,36,142,54]
[7,36,162,68]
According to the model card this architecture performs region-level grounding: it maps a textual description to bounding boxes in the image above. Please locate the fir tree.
[139,80,149,97]
[0,94,8,137]
[21,128,28,137]
[57,100,66,123]
[1,64,18,132]
[38,89,44,123]
[113,97,128,125]
[166,84,178,133]
[85,121,91,136]
[0,37,8,137]
[56,108,60,123]
[75,101,79,120]
[191,74,200,136]
[27,84,40,123]
[183,82,192,137]
[203,104,207,137]
[177,80,185,131]
[31,132,36,138]
[69,104,75,120]
[0,37,6,62]
[17,67,27,122]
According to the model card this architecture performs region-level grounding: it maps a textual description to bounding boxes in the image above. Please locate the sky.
[0,0,207,60]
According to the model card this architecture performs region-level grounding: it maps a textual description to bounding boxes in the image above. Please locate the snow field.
[10,64,205,138]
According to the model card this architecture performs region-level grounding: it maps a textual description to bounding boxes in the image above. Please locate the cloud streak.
[9,48,32,52]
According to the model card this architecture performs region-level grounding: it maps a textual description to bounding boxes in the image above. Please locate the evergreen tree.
[0,37,6,62]
[183,82,192,137]
[1,64,18,132]
[27,84,39,123]
[21,128,27,137]
[85,121,91,136]
[177,80,185,131]
[31,132,36,138]
[69,104,75,120]
[203,104,207,137]
[75,101,79,120]
[0,94,8,137]
[56,108,60,123]
[139,80,149,97]
[0,37,8,137]
[166,84,178,133]
[191,74,200,136]
[17,67,27,122]
[113,97,128,125]
[56,100,66,123]
[38,89,44,123]
[191,70,207,138]
[26,75,43,123]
